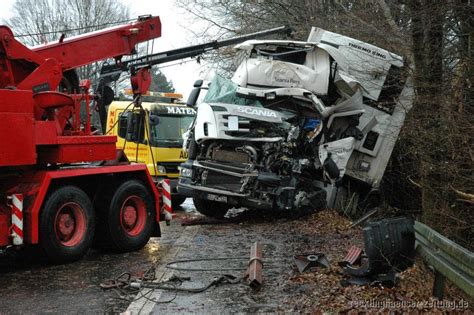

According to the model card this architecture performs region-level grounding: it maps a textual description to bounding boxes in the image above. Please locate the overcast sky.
[0,0,212,97]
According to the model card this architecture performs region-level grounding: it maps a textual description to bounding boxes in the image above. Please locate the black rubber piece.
[363,216,415,273]
[39,186,95,263]
[172,196,187,207]
[98,180,154,252]
[193,197,230,218]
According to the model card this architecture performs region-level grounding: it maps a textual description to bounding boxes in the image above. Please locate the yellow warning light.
[161,93,183,99]
[123,89,182,99]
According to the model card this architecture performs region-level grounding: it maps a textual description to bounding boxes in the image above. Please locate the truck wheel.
[40,186,95,263]
[99,180,154,252]
[193,197,229,218]
[172,196,187,207]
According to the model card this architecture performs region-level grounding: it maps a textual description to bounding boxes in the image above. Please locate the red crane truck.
[0,16,165,263]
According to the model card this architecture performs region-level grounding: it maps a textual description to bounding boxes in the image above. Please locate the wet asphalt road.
[131,213,305,314]
[0,200,336,314]
[0,200,196,314]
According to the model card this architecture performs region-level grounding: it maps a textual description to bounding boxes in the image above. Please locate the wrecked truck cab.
[178,27,413,218]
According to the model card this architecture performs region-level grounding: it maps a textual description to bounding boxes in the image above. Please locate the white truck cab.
[179,27,413,218]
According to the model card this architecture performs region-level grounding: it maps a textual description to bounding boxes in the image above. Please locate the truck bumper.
[177,177,197,197]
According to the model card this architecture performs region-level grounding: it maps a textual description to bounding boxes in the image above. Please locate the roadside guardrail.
[414,221,474,299]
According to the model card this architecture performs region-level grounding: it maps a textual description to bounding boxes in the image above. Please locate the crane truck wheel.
[99,180,154,252]
[39,186,95,263]
[192,197,230,218]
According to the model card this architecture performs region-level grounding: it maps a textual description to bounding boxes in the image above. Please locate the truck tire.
[98,180,154,252]
[193,197,229,218]
[39,186,95,263]
[172,196,187,207]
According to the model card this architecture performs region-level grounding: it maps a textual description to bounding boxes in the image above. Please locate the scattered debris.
[340,269,398,288]
[348,209,378,228]
[166,257,247,272]
[338,246,362,267]
[100,264,242,305]
[363,216,416,274]
[130,274,241,292]
[244,242,263,290]
[293,254,330,273]
[341,216,415,287]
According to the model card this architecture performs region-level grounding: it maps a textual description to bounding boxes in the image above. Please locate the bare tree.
[7,0,130,83]
[176,0,414,77]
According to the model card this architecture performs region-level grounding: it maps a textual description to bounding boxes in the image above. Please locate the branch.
[182,5,235,33]
[336,3,388,39]
[376,0,414,63]
[376,0,402,35]
[408,176,422,188]
[450,185,474,201]
[457,199,474,205]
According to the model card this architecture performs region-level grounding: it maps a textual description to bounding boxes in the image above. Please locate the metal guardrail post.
[433,270,446,299]
[414,221,474,299]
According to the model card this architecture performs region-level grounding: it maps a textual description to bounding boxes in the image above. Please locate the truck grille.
[203,170,243,191]
[196,160,251,192]
[212,148,250,164]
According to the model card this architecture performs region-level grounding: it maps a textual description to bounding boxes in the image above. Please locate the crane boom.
[99,25,291,83]
[0,16,161,92]
[32,16,161,72]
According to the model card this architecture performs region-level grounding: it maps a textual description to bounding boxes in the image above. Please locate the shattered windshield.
[203,75,262,106]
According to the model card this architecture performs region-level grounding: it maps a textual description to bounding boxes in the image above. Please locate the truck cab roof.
[108,101,196,115]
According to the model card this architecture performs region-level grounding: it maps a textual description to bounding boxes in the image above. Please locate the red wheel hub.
[54,202,86,247]
[120,196,146,236]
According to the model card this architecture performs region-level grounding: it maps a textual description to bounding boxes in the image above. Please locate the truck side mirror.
[186,79,204,108]
[118,113,129,138]
[125,112,134,141]
[193,79,204,88]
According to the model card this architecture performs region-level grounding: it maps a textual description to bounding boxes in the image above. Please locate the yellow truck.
[107,93,195,206]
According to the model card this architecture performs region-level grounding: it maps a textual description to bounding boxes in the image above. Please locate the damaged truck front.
[178,27,414,218]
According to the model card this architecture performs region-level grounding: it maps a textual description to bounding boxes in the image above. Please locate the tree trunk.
[424,0,444,95]
[408,0,426,92]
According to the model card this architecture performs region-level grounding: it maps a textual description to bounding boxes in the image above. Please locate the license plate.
[206,193,228,203]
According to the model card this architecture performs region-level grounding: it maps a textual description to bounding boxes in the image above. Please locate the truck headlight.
[179,167,193,178]
[157,165,167,174]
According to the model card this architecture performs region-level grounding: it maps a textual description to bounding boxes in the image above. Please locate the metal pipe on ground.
[245,242,263,290]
